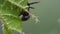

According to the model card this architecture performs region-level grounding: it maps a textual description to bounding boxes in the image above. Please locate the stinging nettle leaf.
[0,0,28,34]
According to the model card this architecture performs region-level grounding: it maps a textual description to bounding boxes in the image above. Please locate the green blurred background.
[22,0,60,34]
[1,0,60,34]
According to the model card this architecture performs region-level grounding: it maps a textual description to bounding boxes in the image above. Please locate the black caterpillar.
[19,2,39,21]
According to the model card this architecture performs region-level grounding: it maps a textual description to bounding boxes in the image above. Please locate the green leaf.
[0,0,28,34]
[4,24,14,34]
[2,15,23,32]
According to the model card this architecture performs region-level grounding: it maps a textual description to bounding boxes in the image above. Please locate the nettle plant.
[0,0,39,34]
